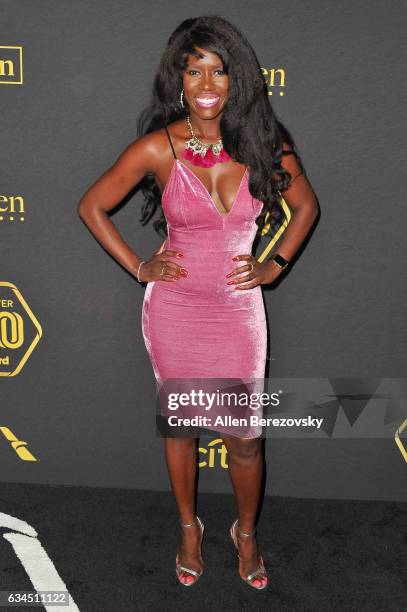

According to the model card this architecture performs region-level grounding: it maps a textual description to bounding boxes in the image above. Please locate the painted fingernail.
[227,281,234,285]
[177,253,183,257]
[232,256,238,261]
[226,273,232,278]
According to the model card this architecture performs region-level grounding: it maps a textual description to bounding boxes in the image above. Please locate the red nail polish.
[227,281,233,285]
[177,253,183,257]
[232,256,238,261]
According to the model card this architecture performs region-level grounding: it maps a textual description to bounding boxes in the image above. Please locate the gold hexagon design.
[0,282,42,377]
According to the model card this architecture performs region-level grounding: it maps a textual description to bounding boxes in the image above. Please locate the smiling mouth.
[195,95,220,108]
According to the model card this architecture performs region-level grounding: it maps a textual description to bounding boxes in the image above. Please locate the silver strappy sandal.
[175,515,205,587]
[230,519,268,590]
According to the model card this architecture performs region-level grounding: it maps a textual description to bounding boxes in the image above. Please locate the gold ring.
[248,262,254,273]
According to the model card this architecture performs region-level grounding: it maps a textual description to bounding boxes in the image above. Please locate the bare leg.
[164,437,203,585]
[222,436,267,588]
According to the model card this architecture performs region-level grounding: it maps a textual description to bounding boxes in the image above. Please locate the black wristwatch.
[270,253,289,270]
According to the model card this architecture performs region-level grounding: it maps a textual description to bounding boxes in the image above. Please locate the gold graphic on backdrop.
[0,282,42,376]
[0,427,37,461]
[198,438,228,468]
[257,193,292,263]
[0,46,23,85]
[0,193,26,222]
[261,66,285,96]
[395,418,407,463]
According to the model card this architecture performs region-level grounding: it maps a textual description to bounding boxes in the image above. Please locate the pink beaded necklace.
[182,115,231,168]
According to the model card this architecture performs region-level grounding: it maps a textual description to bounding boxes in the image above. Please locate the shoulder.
[281,141,299,157]
[280,141,303,175]
[122,130,166,171]
[114,124,184,175]
[270,142,303,185]
[138,119,189,166]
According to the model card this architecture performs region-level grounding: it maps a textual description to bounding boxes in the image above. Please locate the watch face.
[273,254,288,268]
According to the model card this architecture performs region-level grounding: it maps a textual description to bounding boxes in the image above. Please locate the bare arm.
[77,133,163,277]
[269,142,319,264]
[229,143,319,289]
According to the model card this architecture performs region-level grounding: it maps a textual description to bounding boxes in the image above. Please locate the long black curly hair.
[137,14,304,238]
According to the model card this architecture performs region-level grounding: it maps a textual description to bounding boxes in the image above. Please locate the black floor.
[0,482,406,611]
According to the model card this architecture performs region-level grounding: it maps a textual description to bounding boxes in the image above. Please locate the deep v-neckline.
[165,159,248,219]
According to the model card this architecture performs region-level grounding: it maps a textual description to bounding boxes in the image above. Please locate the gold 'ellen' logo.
[261,66,285,96]
[0,282,42,376]
[0,46,23,84]
[0,193,26,222]
[198,438,228,468]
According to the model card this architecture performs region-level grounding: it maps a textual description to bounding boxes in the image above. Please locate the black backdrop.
[1,0,406,501]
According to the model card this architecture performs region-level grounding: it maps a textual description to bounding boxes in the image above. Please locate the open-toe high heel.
[175,515,204,587]
[230,519,268,590]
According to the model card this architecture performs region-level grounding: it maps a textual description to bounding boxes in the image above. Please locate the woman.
[77,15,318,591]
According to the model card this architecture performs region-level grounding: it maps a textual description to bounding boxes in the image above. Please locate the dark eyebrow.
[186,61,224,69]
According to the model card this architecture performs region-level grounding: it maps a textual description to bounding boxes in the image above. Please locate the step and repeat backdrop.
[1,1,406,501]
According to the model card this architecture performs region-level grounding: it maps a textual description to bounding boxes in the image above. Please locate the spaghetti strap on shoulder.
[164,125,177,160]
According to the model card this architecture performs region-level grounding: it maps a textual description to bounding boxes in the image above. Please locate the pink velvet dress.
[141,130,267,438]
